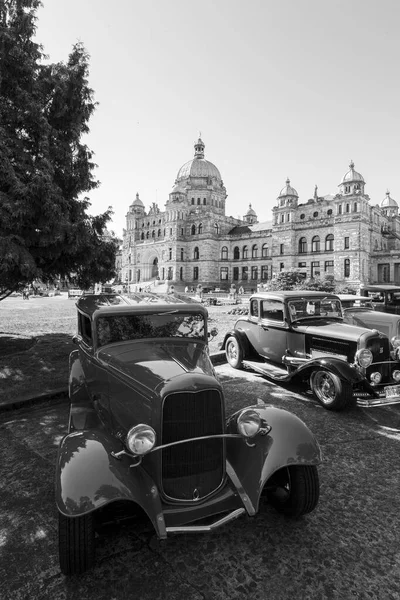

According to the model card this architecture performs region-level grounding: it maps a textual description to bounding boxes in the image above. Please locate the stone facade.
[119,140,400,289]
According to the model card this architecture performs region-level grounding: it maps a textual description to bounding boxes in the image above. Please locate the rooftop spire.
[194,137,205,159]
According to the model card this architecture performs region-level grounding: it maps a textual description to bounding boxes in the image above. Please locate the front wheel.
[59,512,95,575]
[264,465,319,517]
[225,336,244,369]
[310,370,353,411]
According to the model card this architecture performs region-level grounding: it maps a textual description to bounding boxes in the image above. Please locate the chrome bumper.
[165,508,246,534]
[356,395,400,407]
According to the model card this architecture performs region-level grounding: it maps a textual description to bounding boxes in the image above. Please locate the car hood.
[343,309,400,340]
[296,320,377,343]
[98,340,214,391]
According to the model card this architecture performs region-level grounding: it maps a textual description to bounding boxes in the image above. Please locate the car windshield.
[288,298,342,321]
[96,312,206,346]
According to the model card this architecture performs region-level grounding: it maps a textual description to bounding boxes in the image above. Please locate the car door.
[257,299,287,365]
[77,312,111,424]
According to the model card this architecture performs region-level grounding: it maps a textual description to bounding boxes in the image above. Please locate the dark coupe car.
[55,293,321,575]
[222,291,400,411]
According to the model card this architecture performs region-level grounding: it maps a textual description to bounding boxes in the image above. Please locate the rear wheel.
[264,465,319,517]
[59,512,95,575]
[225,336,244,369]
[310,370,353,411]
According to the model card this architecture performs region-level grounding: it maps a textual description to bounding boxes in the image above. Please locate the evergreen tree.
[0,0,117,300]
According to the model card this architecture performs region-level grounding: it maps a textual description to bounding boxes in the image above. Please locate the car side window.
[250,299,259,317]
[79,313,92,345]
[261,300,284,322]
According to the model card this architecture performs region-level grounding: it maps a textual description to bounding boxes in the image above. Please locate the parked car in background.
[359,284,400,314]
[340,295,400,358]
[222,291,400,411]
[56,293,321,575]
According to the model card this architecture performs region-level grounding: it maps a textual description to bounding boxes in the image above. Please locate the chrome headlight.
[237,409,261,438]
[355,348,373,368]
[126,424,156,455]
[391,336,400,349]
[370,372,382,384]
[392,370,400,382]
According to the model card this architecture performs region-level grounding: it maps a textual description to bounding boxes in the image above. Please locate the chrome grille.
[161,390,224,501]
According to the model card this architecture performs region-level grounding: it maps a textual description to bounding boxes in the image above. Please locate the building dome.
[130,192,144,207]
[380,190,398,208]
[245,203,256,216]
[171,182,185,194]
[176,138,222,182]
[340,161,365,184]
[278,178,298,197]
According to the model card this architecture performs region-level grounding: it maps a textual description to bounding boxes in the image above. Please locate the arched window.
[198,223,203,234]
[325,234,334,251]
[262,244,269,258]
[146,231,150,239]
[141,232,144,240]
[203,198,207,205]
[194,247,199,260]
[252,244,258,258]
[151,230,155,238]
[234,246,240,260]
[214,223,220,234]
[344,258,350,278]
[299,237,307,254]
[157,229,161,237]
[338,205,342,215]
[191,224,196,235]
[346,203,350,213]
[327,209,333,216]
[191,198,194,205]
[180,248,184,261]
[243,245,248,259]
[312,236,320,252]
[221,246,228,260]
[197,198,200,205]
[281,214,285,223]
[353,202,358,212]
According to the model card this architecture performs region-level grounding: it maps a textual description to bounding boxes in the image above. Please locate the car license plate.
[385,385,400,398]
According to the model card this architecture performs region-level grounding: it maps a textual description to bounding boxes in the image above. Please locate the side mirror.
[208,328,218,339]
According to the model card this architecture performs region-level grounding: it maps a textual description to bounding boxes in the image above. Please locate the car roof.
[250,290,340,300]
[360,285,400,291]
[76,293,204,317]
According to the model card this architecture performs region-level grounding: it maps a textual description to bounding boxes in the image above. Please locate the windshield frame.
[95,311,207,347]
[287,297,343,323]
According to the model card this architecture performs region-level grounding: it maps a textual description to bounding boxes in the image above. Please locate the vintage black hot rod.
[56,293,321,575]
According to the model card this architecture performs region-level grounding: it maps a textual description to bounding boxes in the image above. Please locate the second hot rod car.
[56,293,321,575]
[222,291,400,411]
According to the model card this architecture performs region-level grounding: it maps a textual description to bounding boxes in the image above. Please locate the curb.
[0,353,228,413]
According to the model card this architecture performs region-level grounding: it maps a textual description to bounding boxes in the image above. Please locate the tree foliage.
[264,270,306,291]
[0,0,117,300]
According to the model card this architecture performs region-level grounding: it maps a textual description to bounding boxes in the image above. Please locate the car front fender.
[55,430,167,538]
[226,405,321,512]
[294,356,366,385]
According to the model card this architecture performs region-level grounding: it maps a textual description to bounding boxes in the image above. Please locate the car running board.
[242,360,290,381]
[165,508,246,534]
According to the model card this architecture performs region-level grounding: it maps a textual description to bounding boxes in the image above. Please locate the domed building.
[120,141,400,290]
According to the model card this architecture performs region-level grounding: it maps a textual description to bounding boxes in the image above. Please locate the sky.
[35,0,400,236]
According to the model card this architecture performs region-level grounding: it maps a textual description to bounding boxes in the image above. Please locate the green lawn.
[0,295,76,404]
